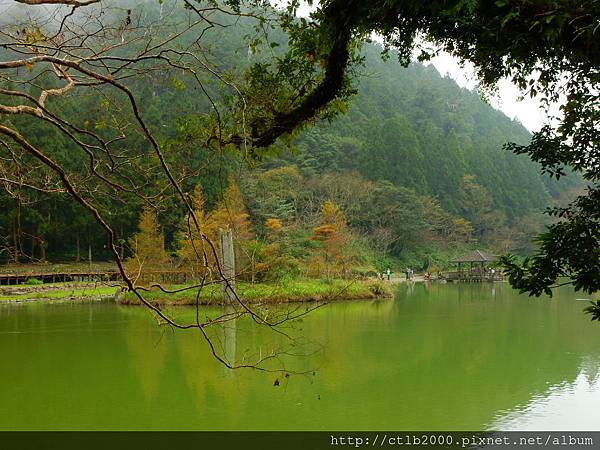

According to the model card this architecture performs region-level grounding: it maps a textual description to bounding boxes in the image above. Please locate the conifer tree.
[310,201,355,279]
[178,184,210,277]
[127,206,168,279]
[206,177,254,279]
[213,177,253,241]
[254,218,295,281]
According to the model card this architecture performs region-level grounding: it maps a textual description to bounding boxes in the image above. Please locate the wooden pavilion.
[445,250,501,282]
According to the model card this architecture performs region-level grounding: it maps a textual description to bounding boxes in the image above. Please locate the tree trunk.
[12,220,19,263]
[40,237,46,262]
[250,248,256,284]
[220,230,236,305]
[75,233,80,262]
[30,233,36,261]
[13,199,22,263]
[119,226,124,259]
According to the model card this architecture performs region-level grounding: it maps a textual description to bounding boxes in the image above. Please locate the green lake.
[1,283,599,430]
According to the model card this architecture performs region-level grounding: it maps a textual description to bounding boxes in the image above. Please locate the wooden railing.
[442,271,503,282]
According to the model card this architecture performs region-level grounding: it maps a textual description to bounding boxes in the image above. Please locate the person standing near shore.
[386,268,391,281]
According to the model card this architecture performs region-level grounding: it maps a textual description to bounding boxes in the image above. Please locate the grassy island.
[118,278,393,306]
[0,282,119,303]
[0,278,392,305]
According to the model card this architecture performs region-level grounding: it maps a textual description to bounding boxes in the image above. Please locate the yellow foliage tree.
[226,179,254,277]
[214,178,253,240]
[127,206,168,281]
[178,184,212,277]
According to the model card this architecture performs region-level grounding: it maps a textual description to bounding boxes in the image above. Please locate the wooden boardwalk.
[0,269,193,285]
[0,271,120,285]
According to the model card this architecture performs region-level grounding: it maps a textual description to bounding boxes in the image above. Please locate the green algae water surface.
[0,283,598,430]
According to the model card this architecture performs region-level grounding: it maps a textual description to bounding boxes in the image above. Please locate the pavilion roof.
[449,249,498,263]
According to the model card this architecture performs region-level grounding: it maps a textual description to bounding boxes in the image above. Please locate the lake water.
[0,283,598,430]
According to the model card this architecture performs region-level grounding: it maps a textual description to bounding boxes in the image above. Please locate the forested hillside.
[255,46,582,265]
[0,5,582,272]
[293,49,547,217]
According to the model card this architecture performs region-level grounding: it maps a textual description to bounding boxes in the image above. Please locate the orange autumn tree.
[309,200,356,279]
[253,217,299,281]
[265,217,283,233]
[127,206,169,283]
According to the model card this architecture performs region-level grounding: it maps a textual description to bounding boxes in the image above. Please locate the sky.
[424,52,563,133]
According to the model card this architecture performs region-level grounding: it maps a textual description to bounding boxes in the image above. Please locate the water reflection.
[394,283,600,430]
[494,368,600,430]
